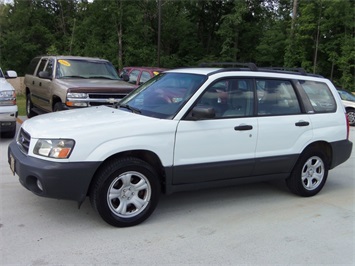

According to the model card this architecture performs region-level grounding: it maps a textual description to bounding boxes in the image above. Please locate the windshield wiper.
[60,75,88,79]
[118,103,141,114]
[89,76,117,80]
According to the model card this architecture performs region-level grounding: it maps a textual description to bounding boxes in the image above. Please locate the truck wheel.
[26,94,36,118]
[90,157,160,227]
[53,102,64,112]
[286,148,328,197]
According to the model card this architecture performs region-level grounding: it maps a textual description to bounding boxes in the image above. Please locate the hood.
[22,106,176,140]
[56,78,136,90]
[0,78,15,91]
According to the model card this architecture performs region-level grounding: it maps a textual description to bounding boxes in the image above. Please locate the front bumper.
[0,105,18,132]
[8,140,101,203]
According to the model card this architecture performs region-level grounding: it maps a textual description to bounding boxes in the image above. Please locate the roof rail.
[198,62,323,77]
[199,62,258,71]
[261,67,307,75]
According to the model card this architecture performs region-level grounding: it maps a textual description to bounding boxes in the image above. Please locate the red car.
[119,67,167,87]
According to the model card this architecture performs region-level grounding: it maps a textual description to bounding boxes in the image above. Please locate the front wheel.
[286,149,328,197]
[90,157,160,227]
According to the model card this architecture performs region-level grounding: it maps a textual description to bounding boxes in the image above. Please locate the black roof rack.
[198,62,323,77]
[199,62,258,71]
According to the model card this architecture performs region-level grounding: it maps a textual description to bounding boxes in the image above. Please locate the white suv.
[8,64,353,227]
[0,68,18,138]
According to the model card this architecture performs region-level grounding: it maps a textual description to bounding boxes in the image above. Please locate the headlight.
[66,93,89,107]
[0,90,16,106]
[34,139,75,159]
[67,92,88,98]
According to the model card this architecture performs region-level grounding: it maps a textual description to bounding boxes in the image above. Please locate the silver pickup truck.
[24,55,136,117]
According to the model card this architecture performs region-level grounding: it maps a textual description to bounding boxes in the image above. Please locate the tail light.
[346,113,350,139]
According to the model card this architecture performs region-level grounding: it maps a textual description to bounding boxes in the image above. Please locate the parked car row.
[0,68,18,138]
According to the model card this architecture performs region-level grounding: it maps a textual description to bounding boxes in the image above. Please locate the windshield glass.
[119,73,207,119]
[338,90,355,102]
[56,59,119,79]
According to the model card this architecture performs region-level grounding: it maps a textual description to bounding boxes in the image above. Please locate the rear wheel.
[26,93,36,118]
[286,148,328,197]
[90,157,160,227]
[346,109,355,126]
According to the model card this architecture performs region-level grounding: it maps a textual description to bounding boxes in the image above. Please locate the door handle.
[39,82,42,86]
[295,121,310,127]
[234,125,253,131]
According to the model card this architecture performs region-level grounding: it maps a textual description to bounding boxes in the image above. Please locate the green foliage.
[0,0,353,90]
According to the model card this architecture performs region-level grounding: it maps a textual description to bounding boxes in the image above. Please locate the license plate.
[9,153,16,176]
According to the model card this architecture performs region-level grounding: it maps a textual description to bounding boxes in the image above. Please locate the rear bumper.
[330,139,353,169]
[8,140,101,203]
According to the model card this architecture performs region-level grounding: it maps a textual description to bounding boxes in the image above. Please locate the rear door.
[254,78,313,175]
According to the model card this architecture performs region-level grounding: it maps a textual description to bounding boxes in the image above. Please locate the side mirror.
[187,106,216,120]
[38,71,51,79]
[5,70,17,79]
[122,73,129,82]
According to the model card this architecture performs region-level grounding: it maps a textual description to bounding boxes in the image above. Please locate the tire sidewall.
[93,159,160,227]
[288,149,328,197]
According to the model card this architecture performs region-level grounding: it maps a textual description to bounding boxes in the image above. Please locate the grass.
[16,94,26,116]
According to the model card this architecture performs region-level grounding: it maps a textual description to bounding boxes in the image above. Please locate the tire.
[286,148,328,197]
[90,157,160,227]
[53,102,64,112]
[346,109,355,126]
[26,93,36,118]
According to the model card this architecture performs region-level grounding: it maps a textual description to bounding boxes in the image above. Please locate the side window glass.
[140,71,151,85]
[257,79,301,115]
[129,70,140,84]
[300,81,336,113]
[36,59,47,76]
[194,78,254,119]
[26,57,41,75]
[44,59,54,77]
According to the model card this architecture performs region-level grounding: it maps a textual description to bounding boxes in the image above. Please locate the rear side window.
[300,81,336,113]
[257,79,301,116]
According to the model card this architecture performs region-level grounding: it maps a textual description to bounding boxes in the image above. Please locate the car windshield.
[56,59,119,80]
[118,73,207,119]
[338,90,355,102]
[0,69,4,78]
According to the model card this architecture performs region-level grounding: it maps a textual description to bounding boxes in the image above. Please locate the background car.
[337,89,355,126]
[119,67,167,87]
[0,68,18,138]
[25,56,136,117]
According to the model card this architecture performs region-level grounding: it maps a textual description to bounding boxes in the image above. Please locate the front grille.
[17,128,31,154]
[87,92,127,106]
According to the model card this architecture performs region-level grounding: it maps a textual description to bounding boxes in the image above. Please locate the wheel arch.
[87,149,167,197]
[300,141,332,169]
[52,95,62,107]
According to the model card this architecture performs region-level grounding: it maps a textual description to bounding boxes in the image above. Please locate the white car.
[8,64,353,227]
[337,89,355,126]
[0,68,18,138]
